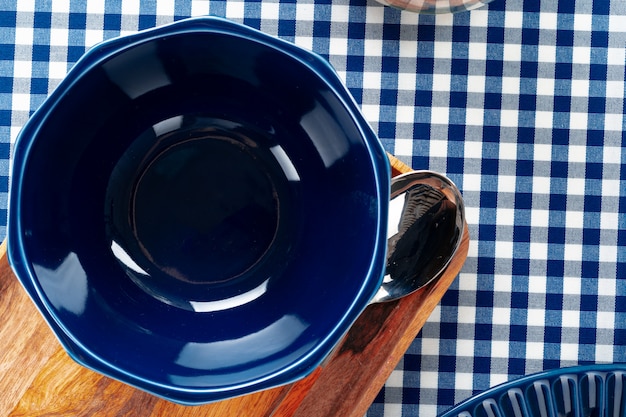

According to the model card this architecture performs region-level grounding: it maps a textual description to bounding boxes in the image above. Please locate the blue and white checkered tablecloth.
[1,0,624,416]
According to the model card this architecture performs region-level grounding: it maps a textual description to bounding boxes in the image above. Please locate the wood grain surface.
[0,155,469,416]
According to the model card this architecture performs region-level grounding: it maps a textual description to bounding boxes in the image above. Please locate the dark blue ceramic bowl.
[439,364,626,417]
[8,17,390,404]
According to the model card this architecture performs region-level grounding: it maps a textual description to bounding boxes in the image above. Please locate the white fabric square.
[501,77,520,95]
[15,27,34,46]
[572,46,591,64]
[605,81,625,99]
[533,143,552,161]
[363,71,382,89]
[600,212,619,231]
[386,370,404,387]
[469,9,490,27]
[50,28,69,46]
[559,344,579,361]
[433,41,452,59]
[364,38,383,56]
[429,139,448,157]
[532,176,551,194]
[394,138,413,156]
[260,2,280,20]
[527,309,546,326]
[457,306,476,324]
[596,312,616,329]
[464,141,482,159]
[455,372,475,390]
[463,174,481,191]
[432,73,451,91]
[597,277,617,296]
[503,43,522,62]
[51,2,70,13]
[360,104,379,123]
[12,93,31,111]
[16,0,36,12]
[85,29,104,47]
[529,242,548,260]
[497,175,516,193]
[328,37,347,56]
[491,308,511,326]
[607,47,626,66]
[13,60,32,76]
[395,105,415,124]
[330,5,350,23]
[86,0,105,14]
[525,342,544,359]
[595,344,614,359]
[561,310,581,327]
[465,108,485,126]
[493,275,512,293]
[397,72,417,90]
[567,177,586,195]
[535,111,553,129]
[574,14,593,32]
[225,1,245,19]
[598,244,618,263]
[122,0,141,15]
[570,79,590,97]
[294,36,313,51]
[466,75,486,93]
[500,109,519,127]
[500,143,518,160]
[48,61,69,79]
[496,209,515,227]
[430,107,450,125]
[604,113,624,131]
[418,371,440,389]
[531,210,550,228]
[505,11,524,28]
[399,40,418,58]
[468,42,487,60]
[567,143,587,163]
[565,211,585,231]
[536,78,555,96]
[608,14,626,34]
[563,277,582,295]
[537,44,557,63]
[539,12,558,30]
[156,1,176,16]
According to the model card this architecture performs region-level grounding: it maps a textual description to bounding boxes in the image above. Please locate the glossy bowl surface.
[8,16,390,404]
[440,364,626,417]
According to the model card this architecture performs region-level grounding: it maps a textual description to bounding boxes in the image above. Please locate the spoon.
[371,170,466,303]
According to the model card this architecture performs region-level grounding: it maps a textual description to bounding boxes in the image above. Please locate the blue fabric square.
[554,62,573,80]
[69,13,87,30]
[138,15,156,30]
[33,12,51,29]
[30,78,48,94]
[589,63,608,81]
[0,110,9,126]
[0,43,14,60]
[31,45,50,61]
[0,11,16,27]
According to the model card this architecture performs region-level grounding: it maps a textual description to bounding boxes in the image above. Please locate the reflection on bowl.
[8,17,390,404]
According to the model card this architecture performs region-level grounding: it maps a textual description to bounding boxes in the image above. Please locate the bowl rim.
[7,16,391,404]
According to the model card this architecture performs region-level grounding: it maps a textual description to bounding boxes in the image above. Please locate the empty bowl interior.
[12,21,388,400]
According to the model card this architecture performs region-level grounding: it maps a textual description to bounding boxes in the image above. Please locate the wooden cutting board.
[0,154,469,417]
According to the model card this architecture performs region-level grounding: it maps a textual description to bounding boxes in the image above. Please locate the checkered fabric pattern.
[1,1,624,416]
